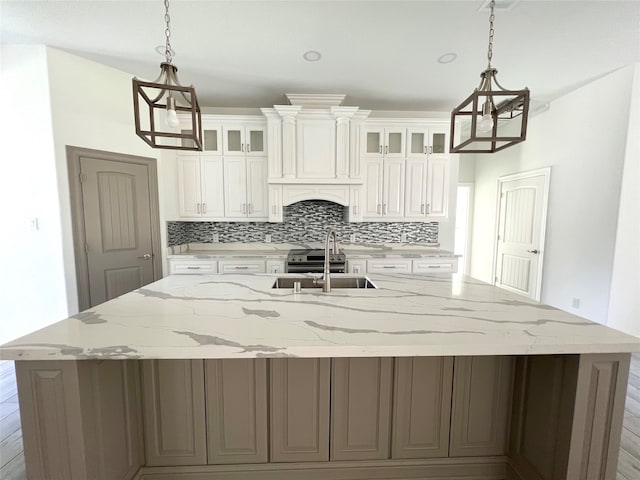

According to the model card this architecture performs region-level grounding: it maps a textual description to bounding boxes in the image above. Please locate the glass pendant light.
[132,0,202,151]
[450,0,530,154]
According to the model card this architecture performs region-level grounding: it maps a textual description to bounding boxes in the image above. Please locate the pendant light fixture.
[450,0,530,153]
[132,0,202,151]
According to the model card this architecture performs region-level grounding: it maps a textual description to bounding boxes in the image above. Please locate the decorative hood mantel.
[261,94,370,216]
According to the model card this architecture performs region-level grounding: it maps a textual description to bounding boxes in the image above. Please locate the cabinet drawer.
[169,260,218,275]
[412,259,457,274]
[218,260,266,274]
[366,259,412,273]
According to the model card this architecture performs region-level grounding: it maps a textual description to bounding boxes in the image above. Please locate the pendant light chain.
[164,0,173,64]
[487,0,495,68]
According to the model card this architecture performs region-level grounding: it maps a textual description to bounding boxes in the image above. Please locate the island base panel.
[15,353,631,480]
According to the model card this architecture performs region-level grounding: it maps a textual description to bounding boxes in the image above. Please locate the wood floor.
[1,355,639,479]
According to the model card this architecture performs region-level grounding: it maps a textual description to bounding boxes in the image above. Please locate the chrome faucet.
[322,228,338,293]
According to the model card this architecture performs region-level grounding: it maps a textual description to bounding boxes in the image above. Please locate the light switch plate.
[265,234,272,243]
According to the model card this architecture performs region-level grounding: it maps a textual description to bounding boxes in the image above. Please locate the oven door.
[286,264,345,274]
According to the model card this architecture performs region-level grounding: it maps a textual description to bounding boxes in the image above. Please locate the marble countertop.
[167,242,458,259]
[2,273,639,361]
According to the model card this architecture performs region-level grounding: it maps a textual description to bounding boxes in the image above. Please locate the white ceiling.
[2,0,639,111]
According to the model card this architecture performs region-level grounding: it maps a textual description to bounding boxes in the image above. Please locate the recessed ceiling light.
[303,50,322,62]
[438,53,457,64]
[155,45,176,57]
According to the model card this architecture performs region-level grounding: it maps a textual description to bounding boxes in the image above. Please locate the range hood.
[261,94,369,221]
[261,94,370,186]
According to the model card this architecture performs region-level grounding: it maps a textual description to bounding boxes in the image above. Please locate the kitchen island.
[2,273,639,480]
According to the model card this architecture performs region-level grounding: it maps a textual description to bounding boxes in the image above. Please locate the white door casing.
[494,168,550,300]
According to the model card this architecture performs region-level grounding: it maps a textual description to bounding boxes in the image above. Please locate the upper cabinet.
[362,121,452,221]
[176,153,225,220]
[223,123,267,156]
[362,127,406,159]
[174,116,268,221]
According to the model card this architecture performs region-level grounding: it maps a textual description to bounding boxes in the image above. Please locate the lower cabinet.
[141,360,207,466]
[205,359,268,464]
[331,357,393,460]
[141,356,514,468]
[270,358,330,462]
[392,357,453,459]
[450,356,514,457]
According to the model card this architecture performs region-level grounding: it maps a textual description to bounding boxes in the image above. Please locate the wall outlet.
[401,233,408,242]
[349,233,356,243]
[265,234,272,243]
[211,233,219,243]
[571,297,580,309]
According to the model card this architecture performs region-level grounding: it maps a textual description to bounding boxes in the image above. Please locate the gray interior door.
[80,156,155,306]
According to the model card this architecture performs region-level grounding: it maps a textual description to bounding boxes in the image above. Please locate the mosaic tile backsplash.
[167,201,438,246]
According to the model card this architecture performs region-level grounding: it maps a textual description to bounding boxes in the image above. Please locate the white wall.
[469,66,634,324]
[0,46,68,344]
[608,64,640,337]
[45,47,164,316]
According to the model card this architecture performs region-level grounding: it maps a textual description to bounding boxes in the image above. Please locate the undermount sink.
[272,276,377,290]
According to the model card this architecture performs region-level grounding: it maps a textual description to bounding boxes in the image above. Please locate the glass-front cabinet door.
[362,128,384,158]
[406,128,429,158]
[223,124,266,156]
[429,125,449,155]
[202,127,221,153]
[384,129,405,158]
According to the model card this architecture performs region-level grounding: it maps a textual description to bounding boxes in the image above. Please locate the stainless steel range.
[286,249,346,274]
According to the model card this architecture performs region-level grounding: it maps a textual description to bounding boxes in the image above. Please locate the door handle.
[137,254,151,260]
[527,249,539,254]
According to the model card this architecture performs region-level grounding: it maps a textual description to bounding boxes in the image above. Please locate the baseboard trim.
[134,456,508,480]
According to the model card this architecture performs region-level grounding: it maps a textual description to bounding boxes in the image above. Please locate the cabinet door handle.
[242,203,247,214]
[379,145,383,154]
[383,204,388,214]
[247,143,251,153]
[241,143,245,152]
[187,266,201,270]
[235,266,249,270]
[248,203,253,214]
[202,203,207,214]
[383,265,396,269]
[420,203,425,214]
[426,203,430,215]
[377,204,381,215]
[429,146,433,154]
[197,203,201,214]
[384,145,388,154]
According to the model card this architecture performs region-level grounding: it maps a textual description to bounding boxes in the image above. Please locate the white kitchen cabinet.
[362,127,405,159]
[404,157,450,220]
[179,120,222,153]
[223,123,267,157]
[426,157,449,218]
[177,154,225,219]
[363,158,405,220]
[223,156,268,220]
[169,258,218,275]
[218,259,266,274]
[412,257,457,274]
[366,259,412,273]
[347,260,367,274]
[266,259,285,274]
[406,126,449,158]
